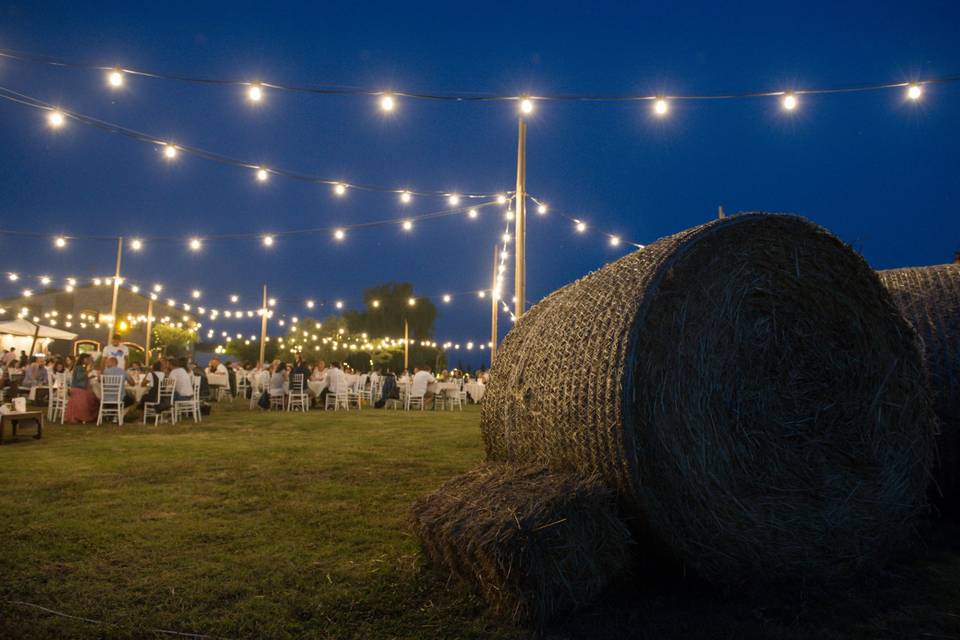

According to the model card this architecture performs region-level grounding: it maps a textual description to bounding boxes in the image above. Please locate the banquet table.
[464,381,485,403]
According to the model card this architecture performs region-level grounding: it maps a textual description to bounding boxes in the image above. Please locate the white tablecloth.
[464,382,485,403]
[206,372,229,387]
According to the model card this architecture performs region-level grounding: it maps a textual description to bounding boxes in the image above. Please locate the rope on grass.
[4,600,235,640]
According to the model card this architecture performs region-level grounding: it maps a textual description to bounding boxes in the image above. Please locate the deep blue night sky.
[1,1,958,367]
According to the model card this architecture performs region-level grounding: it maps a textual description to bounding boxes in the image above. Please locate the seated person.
[168,357,195,402]
[411,365,437,409]
[101,356,137,407]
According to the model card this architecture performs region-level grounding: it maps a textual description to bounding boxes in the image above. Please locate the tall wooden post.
[106,236,123,344]
[718,205,725,219]
[403,318,409,370]
[258,284,268,366]
[514,118,527,319]
[491,245,499,366]
[144,297,154,361]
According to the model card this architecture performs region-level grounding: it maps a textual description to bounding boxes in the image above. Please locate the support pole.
[258,284,268,367]
[514,118,527,319]
[144,298,154,361]
[718,205,725,219]
[491,245,499,366]
[404,318,409,371]
[106,236,123,345]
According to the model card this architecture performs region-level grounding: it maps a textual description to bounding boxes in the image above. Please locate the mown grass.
[1,403,959,639]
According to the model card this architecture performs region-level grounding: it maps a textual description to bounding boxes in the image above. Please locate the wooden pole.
[514,118,527,319]
[258,284,268,366]
[144,297,154,362]
[718,205,725,219]
[403,318,409,371]
[106,236,123,345]
[491,245,498,366]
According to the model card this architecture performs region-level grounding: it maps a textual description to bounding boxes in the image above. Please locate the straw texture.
[482,212,934,586]
[411,463,632,626]
[878,263,960,507]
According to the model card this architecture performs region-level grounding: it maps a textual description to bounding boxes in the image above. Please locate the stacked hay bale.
[481,213,934,587]
[878,264,960,508]
[412,464,632,625]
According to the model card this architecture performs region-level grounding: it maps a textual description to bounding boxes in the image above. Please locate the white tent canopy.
[0,318,78,341]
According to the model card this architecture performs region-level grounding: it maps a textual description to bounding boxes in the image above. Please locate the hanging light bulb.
[448,194,461,206]
[256,167,269,182]
[407,298,416,307]
[306,300,315,309]
[47,110,66,128]
[262,234,275,247]
[782,93,798,111]
[7,273,18,282]
[230,294,239,303]
[163,143,177,159]
[335,301,343,309]
[478,290,486,298]
[40,276,51,286]
[467,208,479,219]
[907,84,923,100]
[653,98,669,116]
[189,237,202,251]
[399,190,412,204]
[575,221,587,233]
[442,294,452,303]
[333,183,347,197]
[502,232,511,243]
[519,98,535,114]
[333,228,345,241]
[192,290,201,299]
[248,83,263,102]
[130,238,143,251]
[54,236,67,248]
[609,235,621,247]
[402,220,413,231]
[505,209,515,221]
[153,284,163,292]
[107,68,124,88]
[496,194,508,205]
[537,203,548,214]
[371,300,380,308]
[380,94,395,112]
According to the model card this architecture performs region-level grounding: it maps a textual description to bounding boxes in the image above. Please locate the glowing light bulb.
[576,221,587,233]
[131,285,139,293]
[335,301,343,309]
[256,167,269,182]
[189,238,202,251]
[334,183,347,197]
[402,220,413,231]
[502,232,511,243]
[268,298,276,307]
[519,98,534,114]
[47,110,65,128]
[262,234,274,247]
[537,203,548,214]
[130,238,143,251]
[407,298,416,307]
[108,69,124,88]
[478,291,486,298]
[907,84,923,100]
[65,285,74,293]
[40,276,51,285]
[7,273,18,282]
[468,208,478,219]
[442,294,451,303]
[306,300,315,309]
[248,84,263,102]
[609,235,621,247]
[230,294,239,303]
[333,228,345,241]
[54,236,67,248]
[448,194,461,206]
[163,144,177,159]
[67,278,76,286]
[380,94,395,111]
[399,190,412,204]
[23,289,32,297]
[654,98,669,116]
[192,290,201,299]
[505,210,515,221]
[782,93,798,111]
[496,194,508,205]
[153,284,163,292]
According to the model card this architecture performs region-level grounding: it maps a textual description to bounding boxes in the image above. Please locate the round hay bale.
[878,263,960,506]
[483,213,934,586]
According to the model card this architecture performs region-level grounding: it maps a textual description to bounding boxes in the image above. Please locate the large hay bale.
[878,263,960,505]
[483,213,934,586]
[411,463,632,625]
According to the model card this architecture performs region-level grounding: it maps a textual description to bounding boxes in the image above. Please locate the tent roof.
[0,318,78,340]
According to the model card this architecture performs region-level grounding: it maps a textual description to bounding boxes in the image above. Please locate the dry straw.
[411,463,632,625]
[878,263,960,508]
[482,213,934,586]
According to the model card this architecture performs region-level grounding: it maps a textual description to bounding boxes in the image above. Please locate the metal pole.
[491,245,499,366]
[514,118,527,319]
[258,284,268,366]
[144,297,154,361]
[107,236,123,345]
[403,318,409,371]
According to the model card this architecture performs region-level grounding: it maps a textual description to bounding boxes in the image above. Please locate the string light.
[247,83,263,103]
[442,294,451,303]
[8,273,18,282]
[371,300,380,308]
[306,300,315,309]
[468,208,478,219]
[653,98,669,116]
[505,209,514,221]
[189,237,202,251]
[609,235,621,247]
[380,94,395,112]
[335,301,343,309]
[407,297,416,307]
[256,167,269,182]
[907,84,923,100]
[163,143,177,159]
[47,109,65,128]
[40,276,51,285]
[230,294,239,303]
[575,221,587,233]
[496,194,508,205]
[333,228,345,241]
[262,234,275,247]
[130,238,143,251]
[400,190,412,204]
[402,219,413,231]
[107,69,124,88]
[191,289,201,299]
[448,194,460,206]
[478,291,486,298]
[519,98,534,114]
[54,236,67,248]
[782,93,798,111]
[537,204,548,215]
[153,284,163,292]
[333,183,347,197]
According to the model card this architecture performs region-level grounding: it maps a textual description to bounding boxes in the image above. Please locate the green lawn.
[1,403,959,639]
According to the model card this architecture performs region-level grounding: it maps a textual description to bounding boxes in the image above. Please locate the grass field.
[1,403,959,639]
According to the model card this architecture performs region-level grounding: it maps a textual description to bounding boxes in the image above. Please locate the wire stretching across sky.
[1,46,960,102]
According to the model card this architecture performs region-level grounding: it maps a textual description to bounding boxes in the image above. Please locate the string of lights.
[0,46,955,109]
[0,84,505,201]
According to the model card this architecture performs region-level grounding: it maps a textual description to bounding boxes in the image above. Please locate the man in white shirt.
[411,366,437,409]
[168,357,194,401]
[321,361,344,408]
[104,336,130,370]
